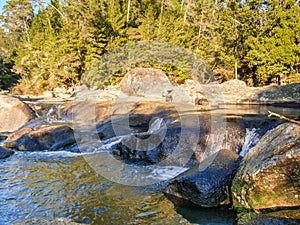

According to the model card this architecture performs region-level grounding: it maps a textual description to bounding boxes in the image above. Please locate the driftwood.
[268,111,300,125]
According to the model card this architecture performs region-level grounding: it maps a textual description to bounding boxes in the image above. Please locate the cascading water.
[239,128,260,157]
[45,104,66,124]
[148,118,165,133]
[147,117,178,134]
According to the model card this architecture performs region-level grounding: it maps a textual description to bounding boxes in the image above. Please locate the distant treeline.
[0,0,299,94]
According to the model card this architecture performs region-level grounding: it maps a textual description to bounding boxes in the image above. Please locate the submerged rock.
[232,122,300,211]
[3,125,76,151]
[0,147,14,159]
[163,149,240,207]
[0,95,36,132]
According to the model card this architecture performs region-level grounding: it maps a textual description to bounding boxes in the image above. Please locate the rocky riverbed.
[0,68,299,224]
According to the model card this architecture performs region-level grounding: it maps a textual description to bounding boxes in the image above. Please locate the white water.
[45,104,67,123]
[148,118,165,133]
[101,136,124,149]
[239,128,260,157]
[146,166,188,181]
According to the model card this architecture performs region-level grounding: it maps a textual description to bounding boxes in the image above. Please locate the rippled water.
[0,152,193,225]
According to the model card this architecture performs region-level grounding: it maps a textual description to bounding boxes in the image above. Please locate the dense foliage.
[0,0,299,93]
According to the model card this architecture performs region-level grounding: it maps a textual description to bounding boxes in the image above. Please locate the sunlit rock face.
[0,95,36,133]
[232,122,300,211]
[3,125,76,151]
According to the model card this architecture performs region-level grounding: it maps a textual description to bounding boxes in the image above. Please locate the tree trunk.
[126,0,131,27]
[23,20,30,43]
[181,0,185,12]
[159,0,165,29]
[196,14,203,50]
[184,0,190,24]
[234,59,238,80]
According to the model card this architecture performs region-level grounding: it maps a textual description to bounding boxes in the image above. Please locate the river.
[0,104,299,224]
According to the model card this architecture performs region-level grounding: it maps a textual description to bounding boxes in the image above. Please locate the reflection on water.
[177,206,236,225]
[0,152,191,225]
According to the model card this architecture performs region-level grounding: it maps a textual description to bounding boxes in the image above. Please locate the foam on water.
[148,118,165,133]
[240,128,260,157]
[146,166,188,181]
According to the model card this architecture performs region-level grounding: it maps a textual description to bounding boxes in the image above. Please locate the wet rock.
[96,114,153,140]
[111,117,245,166]
[0,95,36,132]
[237,209,300,225]
[0,146,14,159]
[3,125,76,151]
[112,124,205,166]
[232,122,300,211]
[163,149,240,207]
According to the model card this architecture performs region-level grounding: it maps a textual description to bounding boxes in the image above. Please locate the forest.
[0,0,299,94]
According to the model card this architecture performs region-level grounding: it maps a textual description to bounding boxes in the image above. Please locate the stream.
[0,104,299,225]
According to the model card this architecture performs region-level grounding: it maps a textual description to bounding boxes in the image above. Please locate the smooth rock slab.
[0,95,35,132]
[232,122,300,211]
[163,149,240,207]
[112,118,245,166]
[3,125,76,151]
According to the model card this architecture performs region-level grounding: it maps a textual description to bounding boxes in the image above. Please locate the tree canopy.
[0,0,299,93]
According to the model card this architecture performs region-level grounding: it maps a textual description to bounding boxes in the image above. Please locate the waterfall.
[239,128,260,157]
[45,104,66,123]
[148,118,165,133]
[101,136,123,150]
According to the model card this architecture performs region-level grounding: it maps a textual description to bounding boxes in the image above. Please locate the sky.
[0,0,6,15]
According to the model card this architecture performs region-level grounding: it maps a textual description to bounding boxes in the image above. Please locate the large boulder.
[0,146,14,159]
[96,114,161,140]
[163,149,240,207]
[112,118,245,166]
[3,125,76,151]
[232,122,300,211]
[119,68,173,98]
[0,95,36,132]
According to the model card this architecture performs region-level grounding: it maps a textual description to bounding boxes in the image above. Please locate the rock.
[5,127,33,142]
[0,95,36,132]
[3,125,76,151]
[43,90,54,98]
[63,99,178,123]
[111,118,245,166]
[237,209,300,225]
[96,114,154,140]
[112,123,205,166]
[119,68,173,98]
[232,122,300,211]
[222,79,247,90]
[163,149,240,207]
[252,83,300,104]
[0,146,14,159]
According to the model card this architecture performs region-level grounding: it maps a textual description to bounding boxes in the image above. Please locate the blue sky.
[0,1,6,14]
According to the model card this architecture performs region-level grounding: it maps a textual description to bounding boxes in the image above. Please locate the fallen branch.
[268,111,300,125]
